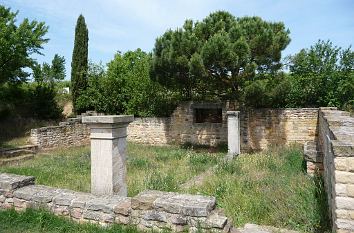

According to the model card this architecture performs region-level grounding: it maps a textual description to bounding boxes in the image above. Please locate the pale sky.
[2,0,354,79]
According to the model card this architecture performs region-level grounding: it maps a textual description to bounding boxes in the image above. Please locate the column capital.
[82,115,134,125]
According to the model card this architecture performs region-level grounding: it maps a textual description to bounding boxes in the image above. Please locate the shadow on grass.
[313,174,331,233]
[180,142,228,154]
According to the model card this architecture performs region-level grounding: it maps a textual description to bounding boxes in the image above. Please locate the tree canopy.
[33,54,65,87]
[0,5,48,85]
[71,14,89,114]
[76,50,177,117]
[151,11,290,100]
[287,40,354,109]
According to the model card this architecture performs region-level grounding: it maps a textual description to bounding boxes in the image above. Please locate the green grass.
[0,136,29,148]
[0,143,330,232]
[187,146,330,233]
[0,208,139,233]
[0,143,224,196]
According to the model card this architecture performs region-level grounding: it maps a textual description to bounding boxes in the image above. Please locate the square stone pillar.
[82,115,134,196]
[227,111,240,158]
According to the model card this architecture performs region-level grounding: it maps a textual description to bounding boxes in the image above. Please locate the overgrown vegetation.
[0,143,223,196]
[0,208,140,233]
[188,146,330,232]
[76,50,178,117]
[0,144,329,232]
[0,6,64,121]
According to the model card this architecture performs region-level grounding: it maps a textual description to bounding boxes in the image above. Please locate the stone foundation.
[0,173,231,232]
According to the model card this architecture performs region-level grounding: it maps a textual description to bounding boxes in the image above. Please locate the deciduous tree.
[0,5,48,84]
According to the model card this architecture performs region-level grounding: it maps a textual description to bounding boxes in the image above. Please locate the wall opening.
[194,108,222,123]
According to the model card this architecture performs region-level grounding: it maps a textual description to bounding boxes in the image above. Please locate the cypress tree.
[71,14,88,114]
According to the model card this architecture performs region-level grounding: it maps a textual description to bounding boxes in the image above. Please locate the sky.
[2,0,354,79]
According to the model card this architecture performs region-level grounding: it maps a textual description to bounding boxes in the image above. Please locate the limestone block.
[336,184,348,196]
[336,219,354,231]
[168,214,187,225]
[335,171,354,184]
[0,173,35,191]
[154,193,216,217]
[52,191,78,206]
[143,210,168,222]
[132,190,172,210]
[70,207,83,219]
[335,158,348,171]
[115,214,130,225]
[332,141,354,157]
[347,185,354,197]
[71,193,96,208]
[82,210,101,221]
[336,197,354,210]
[53,205,70,216]
[348,158,354,172]
[30,186,62,203]
[336,209,350,219]
[85,195,128,215]
[206,211,228,229]
[113,198,132,216]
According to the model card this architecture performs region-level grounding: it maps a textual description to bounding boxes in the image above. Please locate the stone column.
[82,115,134,196]
[227,111,240,158]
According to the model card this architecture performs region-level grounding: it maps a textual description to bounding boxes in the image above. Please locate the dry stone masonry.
[0,173,231,232]
[31,103,319,151]
[30,118,90,148]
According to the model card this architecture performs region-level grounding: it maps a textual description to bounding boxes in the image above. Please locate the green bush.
[77,51,179,117]
[0,83,62,120]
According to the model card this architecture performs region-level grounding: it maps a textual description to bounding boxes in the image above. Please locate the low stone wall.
[30,118,90,148]
[0,173,231,232]
[317,108,354,232]
[30,104,319,150]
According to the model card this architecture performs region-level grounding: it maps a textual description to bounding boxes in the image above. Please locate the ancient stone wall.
[30,118,90,148]
[240,108,318,151]
[317,108,354,232]
[127,118,171,145]
[0,173,231,232]
[31,103,319,150]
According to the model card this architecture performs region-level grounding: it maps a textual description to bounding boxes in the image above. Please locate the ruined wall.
[160,102,318,149]
[127,118,171,145]
[317,108,354,232]
[30,118,90,148]
[168,102,228,147]
[0,173,231,233]
[240,108,318,151]
[31,103,319,150]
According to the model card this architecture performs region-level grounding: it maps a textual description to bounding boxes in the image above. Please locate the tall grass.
[188,145,330,232]
[0,143,224,196]
[0,143,329,232]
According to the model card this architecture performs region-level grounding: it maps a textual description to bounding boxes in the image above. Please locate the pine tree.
[71,14,89,114]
